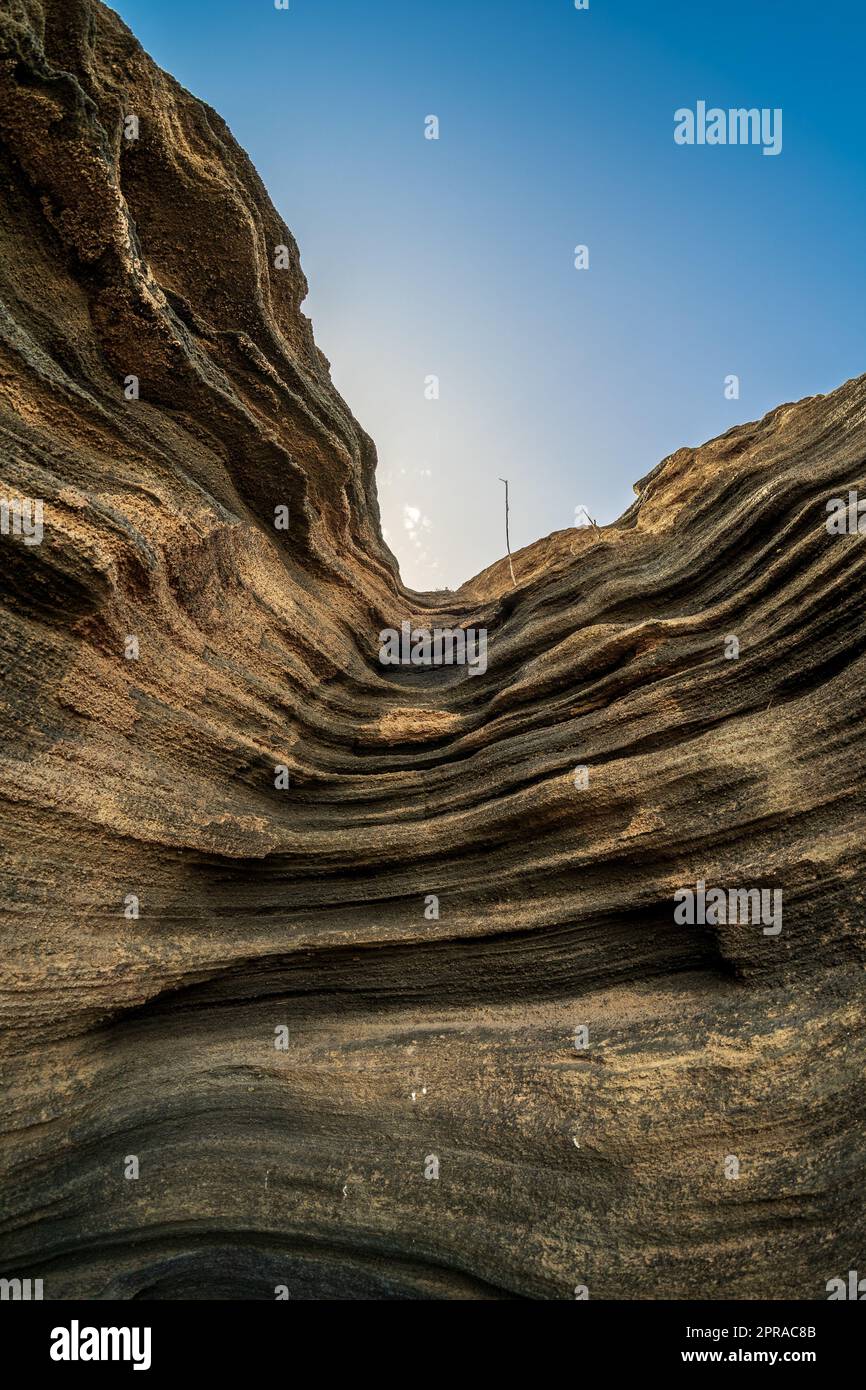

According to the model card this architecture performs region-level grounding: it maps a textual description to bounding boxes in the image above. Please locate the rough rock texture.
[1,0,865,1301]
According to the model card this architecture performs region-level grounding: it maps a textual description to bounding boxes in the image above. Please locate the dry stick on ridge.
[499,477,516,587]
[570,505,603,556]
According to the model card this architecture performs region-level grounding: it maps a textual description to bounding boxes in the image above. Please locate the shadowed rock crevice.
[1,0,865,1300]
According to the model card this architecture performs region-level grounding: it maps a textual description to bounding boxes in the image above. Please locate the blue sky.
[111,0,866,589]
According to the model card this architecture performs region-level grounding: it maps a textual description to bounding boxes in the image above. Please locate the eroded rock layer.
[1,0,864,1300]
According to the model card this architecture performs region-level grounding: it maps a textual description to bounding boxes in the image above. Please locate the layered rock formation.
[1,0,864,1300]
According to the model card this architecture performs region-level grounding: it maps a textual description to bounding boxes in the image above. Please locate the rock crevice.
[0,0,864,1300]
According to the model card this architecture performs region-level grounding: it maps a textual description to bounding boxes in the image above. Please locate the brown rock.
[0,0,864,1301]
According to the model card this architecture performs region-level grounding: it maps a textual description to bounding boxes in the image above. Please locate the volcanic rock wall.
[1,0,864,1300]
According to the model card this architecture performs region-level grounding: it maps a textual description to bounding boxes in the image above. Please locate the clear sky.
[110,0,866,590]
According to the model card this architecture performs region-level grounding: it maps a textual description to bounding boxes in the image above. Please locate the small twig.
[499,477,516,587]
[575,505,601,536]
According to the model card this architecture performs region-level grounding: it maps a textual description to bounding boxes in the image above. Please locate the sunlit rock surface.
[1,0,864,1300]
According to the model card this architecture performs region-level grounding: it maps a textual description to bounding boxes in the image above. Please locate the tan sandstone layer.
[0,0,864,1299]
